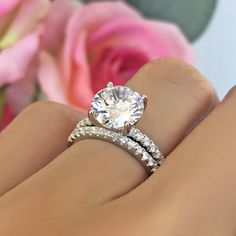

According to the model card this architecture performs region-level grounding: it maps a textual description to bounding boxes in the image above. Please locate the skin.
[0,58,235,235]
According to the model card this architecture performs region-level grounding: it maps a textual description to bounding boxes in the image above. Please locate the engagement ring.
[68,82,164,174]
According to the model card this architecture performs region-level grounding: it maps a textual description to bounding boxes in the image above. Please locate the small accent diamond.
[141,152,150,161]
[149,143,156,153]
[147,158,156,167]
[135,147,143,155]
[142,136,150,146]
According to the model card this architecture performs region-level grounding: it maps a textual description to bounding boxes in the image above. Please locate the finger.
[128,58,218,154]
[4,58,218,209]
[138,86,236,235]
[0,101,83,195]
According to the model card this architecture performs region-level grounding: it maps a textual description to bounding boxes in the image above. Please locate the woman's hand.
[1,58,236,236]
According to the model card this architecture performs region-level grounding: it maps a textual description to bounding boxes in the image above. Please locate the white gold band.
[68,118,164,174]
[68,124,159,173]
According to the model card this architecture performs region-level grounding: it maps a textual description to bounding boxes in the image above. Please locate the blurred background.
[0,0,235,128]
[74,0,236,98]
[194,0,236,98]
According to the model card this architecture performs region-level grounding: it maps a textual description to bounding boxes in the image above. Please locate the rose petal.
[42,0,79,53]
[0,0,20,17]
[0,0,50,48]
[70,31,93,110]
[88,18,193,63]
[77,1,141,31]
[38,52,68,104]
[88,18,169,59]
[147,20,194,63]
[5,74,35,113]
[0,30,41,86]
[91,47,149,92]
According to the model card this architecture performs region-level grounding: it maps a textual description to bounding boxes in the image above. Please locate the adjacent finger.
[139,86,236,235]
[0,101,83,196]
[128,58,218,154]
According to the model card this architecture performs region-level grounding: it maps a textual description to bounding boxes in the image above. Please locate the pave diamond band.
[68,83,165,174]
[69,118,164,165]
[68,125,158,173]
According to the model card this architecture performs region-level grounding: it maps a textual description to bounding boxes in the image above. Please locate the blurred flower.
[0,0,78,116]
[39,1,193,110]
[0,0,50,113]
[0,0,194,129]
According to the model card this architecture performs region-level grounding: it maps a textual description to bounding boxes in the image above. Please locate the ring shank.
[68,120,164,174]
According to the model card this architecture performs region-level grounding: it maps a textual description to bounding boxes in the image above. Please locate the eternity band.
[69,124,159,173]
[68,82,165,174]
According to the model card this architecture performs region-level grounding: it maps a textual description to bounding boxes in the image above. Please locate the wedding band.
[68,82,165,174]
[70,118,164,163]
[69,125,158,173]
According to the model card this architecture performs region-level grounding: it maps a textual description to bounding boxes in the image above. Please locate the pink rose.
[0,0,50,113]
[0,0,78,114]
[0,104,15,130]
[39,1,193,110]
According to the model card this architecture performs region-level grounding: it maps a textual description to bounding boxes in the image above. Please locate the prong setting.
[106,82,113,88]
[143,95,148,110]
[88,110,101,127]
[123,122,132,136]
[88,110,93,121]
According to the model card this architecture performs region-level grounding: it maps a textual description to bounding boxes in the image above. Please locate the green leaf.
[80,0,217,41]
[0,87,5,122]
[126,0,217,41]
[32,84,41,102]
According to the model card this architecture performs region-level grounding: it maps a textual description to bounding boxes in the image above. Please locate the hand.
[0,58,235,236]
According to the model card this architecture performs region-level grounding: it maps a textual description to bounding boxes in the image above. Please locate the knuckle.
[23,101,63,114]
[139,58,217,106]
[190,76,218,109]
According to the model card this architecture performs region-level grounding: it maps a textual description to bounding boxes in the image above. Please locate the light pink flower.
[39,1,193,110]
[0,0,50,113]
[0,0,78,114]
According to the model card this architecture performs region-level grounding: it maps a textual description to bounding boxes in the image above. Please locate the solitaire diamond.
[90,85,145,132]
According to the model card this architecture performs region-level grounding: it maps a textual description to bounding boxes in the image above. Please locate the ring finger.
[2,58,218,209]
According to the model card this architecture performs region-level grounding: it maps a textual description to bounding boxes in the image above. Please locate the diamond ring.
[68,82,164,174]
